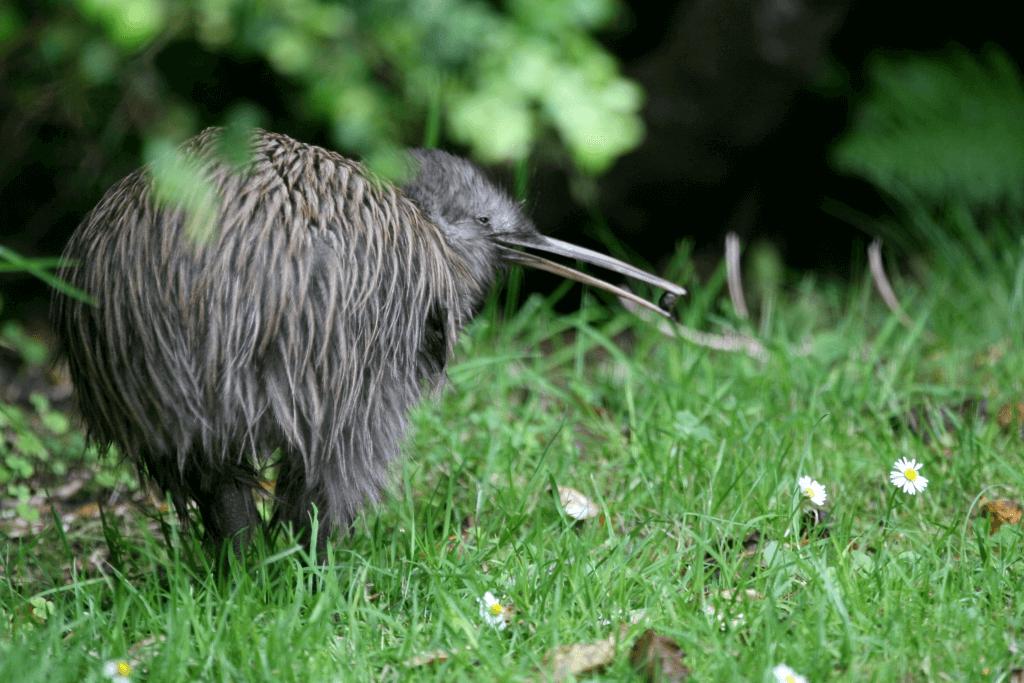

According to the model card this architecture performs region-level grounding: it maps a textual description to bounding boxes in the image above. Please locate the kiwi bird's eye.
[476,216,490,226]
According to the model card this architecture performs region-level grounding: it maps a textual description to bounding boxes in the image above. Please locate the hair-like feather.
[52,128,494,545]
[53,127,684,550]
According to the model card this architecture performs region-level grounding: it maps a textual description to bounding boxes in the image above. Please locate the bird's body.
[53,128,683,548]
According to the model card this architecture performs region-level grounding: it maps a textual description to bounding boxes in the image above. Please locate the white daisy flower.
[103,660,132,683]
[478,591,509,630]
[889,457,928,495]
[772,663,808,683]
[797,476,827,506]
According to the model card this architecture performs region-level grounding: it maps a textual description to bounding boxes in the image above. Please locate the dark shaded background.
[568,1,1023,270]
[2,0,1021,320]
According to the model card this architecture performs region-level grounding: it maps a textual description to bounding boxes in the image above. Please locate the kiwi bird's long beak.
[496,234,686,319]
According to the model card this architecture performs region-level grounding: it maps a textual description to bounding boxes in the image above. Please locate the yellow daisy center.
[904,468,917,481]
[803,487,815,498]
[116,661,132,676]
[489,602,504,616]
[785,675,796,683]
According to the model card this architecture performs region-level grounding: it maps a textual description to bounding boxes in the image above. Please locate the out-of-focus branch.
[619,296,768,361]
[867,239,915,329]
[725,231,749,319]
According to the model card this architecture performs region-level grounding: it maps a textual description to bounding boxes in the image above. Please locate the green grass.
[2,226,1023,682]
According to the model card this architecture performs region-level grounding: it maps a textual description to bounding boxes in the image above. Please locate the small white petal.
[557,486,599,521]
[103,660,132,683]
[798,476,827,506]
[478,591,509,630]
[772,663,808,683]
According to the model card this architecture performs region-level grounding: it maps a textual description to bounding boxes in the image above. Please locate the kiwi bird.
[51,128,684,549]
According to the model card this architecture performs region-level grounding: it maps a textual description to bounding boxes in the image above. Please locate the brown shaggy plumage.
[52,129,503,546]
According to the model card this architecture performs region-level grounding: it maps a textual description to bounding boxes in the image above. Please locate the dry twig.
[724,232,749,319]
[867,239,915,329]
[620,297,768,361]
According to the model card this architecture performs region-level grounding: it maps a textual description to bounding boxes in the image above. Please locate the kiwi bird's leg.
[270,455,345,558]
[185,467,260,554]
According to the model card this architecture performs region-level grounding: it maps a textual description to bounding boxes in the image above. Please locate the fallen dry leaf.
[997,402,1024,435]
[629,629,689,682]
[980,498,1023,534]
[546,628,625,681]
[71,501,102,519]
[557,486,599,521]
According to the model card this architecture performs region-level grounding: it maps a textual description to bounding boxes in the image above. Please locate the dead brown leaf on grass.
[629,629,690,682]
[997,402,1024,437]
[545,629,625,681]
[980,498,1023,533]
[541,610,652,681]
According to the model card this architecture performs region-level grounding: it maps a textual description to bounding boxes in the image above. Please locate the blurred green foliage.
[0,393,130,524]
[834,46,1024,210]
[0,321,49,366]
[0,247,96,304]
[0,367,135,524]
[1,0,642,176]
